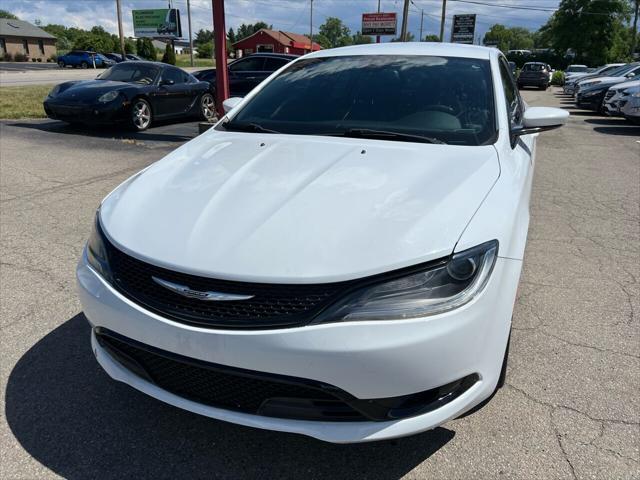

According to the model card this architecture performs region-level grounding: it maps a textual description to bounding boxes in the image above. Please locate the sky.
[7,0,562,42]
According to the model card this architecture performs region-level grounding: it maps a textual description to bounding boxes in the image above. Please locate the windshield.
[226,55,497,146]
[97,63,160,85]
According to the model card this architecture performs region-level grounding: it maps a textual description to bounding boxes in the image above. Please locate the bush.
[161,43,176,65]
[37,57,42,62]
[32,58,37,62]
[13,52,27,62]
[197,42,213,59]
[49,54,57,62]
[1,52,13,61]
[551,70,565,86]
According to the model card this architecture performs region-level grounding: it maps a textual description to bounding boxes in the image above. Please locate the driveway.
[0,90,638,479]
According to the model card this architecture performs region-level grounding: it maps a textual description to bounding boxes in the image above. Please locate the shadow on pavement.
[5,314,453,480]
[592,125,640,136]
[7,119,198,144]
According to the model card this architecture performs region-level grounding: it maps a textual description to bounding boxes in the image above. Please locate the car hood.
[55,80,132,101]
[609,79,640,92]
[579,76,629,88]
[100,132,500,283]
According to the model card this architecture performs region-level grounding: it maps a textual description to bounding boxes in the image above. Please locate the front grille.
[105,237,358,329]
[96,329,366,421]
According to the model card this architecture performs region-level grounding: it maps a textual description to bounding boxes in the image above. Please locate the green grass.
[0,84,53,119]
[156,53,215,68]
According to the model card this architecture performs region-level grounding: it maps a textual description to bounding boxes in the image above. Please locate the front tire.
[200,93,216,121]
[130,98,152,131]
[80,61,88,69]
[58,60,65,68]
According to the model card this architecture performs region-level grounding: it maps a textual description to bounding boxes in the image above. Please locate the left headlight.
[98,90,120,103]
[315,240,498,323]
[86,212,113,283]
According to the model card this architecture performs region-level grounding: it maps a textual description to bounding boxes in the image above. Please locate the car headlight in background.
[315,240,498,323]
[86,212,113,283]
[48,85,61,98]
[98,91,120,103]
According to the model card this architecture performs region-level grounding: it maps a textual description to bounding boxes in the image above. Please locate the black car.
[103,53,125,63]
[517,62,550,90]
[44,62,215,131]
[193,53,298,97]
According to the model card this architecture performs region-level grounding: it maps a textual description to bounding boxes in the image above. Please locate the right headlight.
[86,212,113,283]
[315,240,498,323]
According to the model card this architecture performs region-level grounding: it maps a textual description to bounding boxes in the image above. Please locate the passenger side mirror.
[512,106,569,136]
[222,97,243,113]
[626,72,635,78]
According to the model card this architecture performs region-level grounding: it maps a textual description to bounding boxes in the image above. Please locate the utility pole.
[212,0,229,117]
[116,0,126,59]
[187,0,194,67]
[400,0,410,41]
[419,10,424,41]
[309,0,313,53]
[376,0,381,44]
[439,0,447,42]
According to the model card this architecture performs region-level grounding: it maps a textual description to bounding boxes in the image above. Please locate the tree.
[197,41,213,59]
[351,31,372,44]
[0,9,18,19]
[538,0,631,65]
[136,38,156,60]
[227,27,236,45]
[235,22,272,42]
[317,17,352,48]
[483,24,534,52]
[124,38,136,54]
[424,34,440,42]
[161,43,176,65]
[194,29,213,47]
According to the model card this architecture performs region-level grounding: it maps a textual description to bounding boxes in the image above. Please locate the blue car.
[57,51,115,69]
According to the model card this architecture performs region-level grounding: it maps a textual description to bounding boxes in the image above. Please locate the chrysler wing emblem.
[152,276,254,301]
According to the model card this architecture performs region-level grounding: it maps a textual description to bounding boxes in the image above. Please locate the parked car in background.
[103,53,125,63]
[603,80,640,116]
[193,53,298,99]
[517,62,550,90]
[565,64,588,74]
[125,54,146,61]
[576,63,640,112]
[563,63,626,94]
[57,51,115,69]
[44,62,214,131]
[620,87,640,124]
[77,43,568,443]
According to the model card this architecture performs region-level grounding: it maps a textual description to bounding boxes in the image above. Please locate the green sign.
[132,9,182,39]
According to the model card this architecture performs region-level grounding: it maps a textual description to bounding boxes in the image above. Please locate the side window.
[263,57,289,71]
[229,57,266,72]
[162,68,185,84]
[499,57,521,127]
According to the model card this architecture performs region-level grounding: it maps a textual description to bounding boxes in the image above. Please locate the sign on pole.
[451,14,476,44]
[133,9,183,39]
[362,12,397,36]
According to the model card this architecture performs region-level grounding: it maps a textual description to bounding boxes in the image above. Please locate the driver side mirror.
[512,106,569,137]
[626,72,635,78]
[160,78,175,86]
[222,97,243,113]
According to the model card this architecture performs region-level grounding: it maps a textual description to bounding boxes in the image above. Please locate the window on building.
[38,39,45,55]
[22,38,29,54]
[0,38,6,55]
[257,44,274,52]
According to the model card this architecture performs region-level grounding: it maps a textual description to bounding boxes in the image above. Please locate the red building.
[232,29,321,57]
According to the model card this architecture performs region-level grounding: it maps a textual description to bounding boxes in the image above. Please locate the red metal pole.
[212,0,230,117]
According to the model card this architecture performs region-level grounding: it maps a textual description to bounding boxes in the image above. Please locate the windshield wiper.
[223,121,280,134]
[327,128,446,144]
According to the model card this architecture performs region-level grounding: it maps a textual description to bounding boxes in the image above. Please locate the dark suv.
[192,53,298,97]
[517,62,551,90]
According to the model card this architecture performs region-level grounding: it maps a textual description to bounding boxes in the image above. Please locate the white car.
[604,80,640,116]
[77,43,568,443]
[620,87,640,124]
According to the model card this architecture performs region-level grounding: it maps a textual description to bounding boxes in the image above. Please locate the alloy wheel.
[201,94,216,120]
[132,100,151,130]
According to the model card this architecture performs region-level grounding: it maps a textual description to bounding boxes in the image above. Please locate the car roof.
[306,42,494,60]
[243,53,299,59]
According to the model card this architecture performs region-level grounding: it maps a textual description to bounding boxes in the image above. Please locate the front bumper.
[576,91,606,111]
[77,251,521,443]
[43,99,128,124]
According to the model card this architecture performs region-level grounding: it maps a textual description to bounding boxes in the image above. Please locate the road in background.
[0,65,205,86]
[0,89,638,479]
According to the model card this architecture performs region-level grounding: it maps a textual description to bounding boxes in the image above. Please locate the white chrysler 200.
[77,43,568,443]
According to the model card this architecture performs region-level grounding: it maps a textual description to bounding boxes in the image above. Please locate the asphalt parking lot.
[0,88,638,479]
